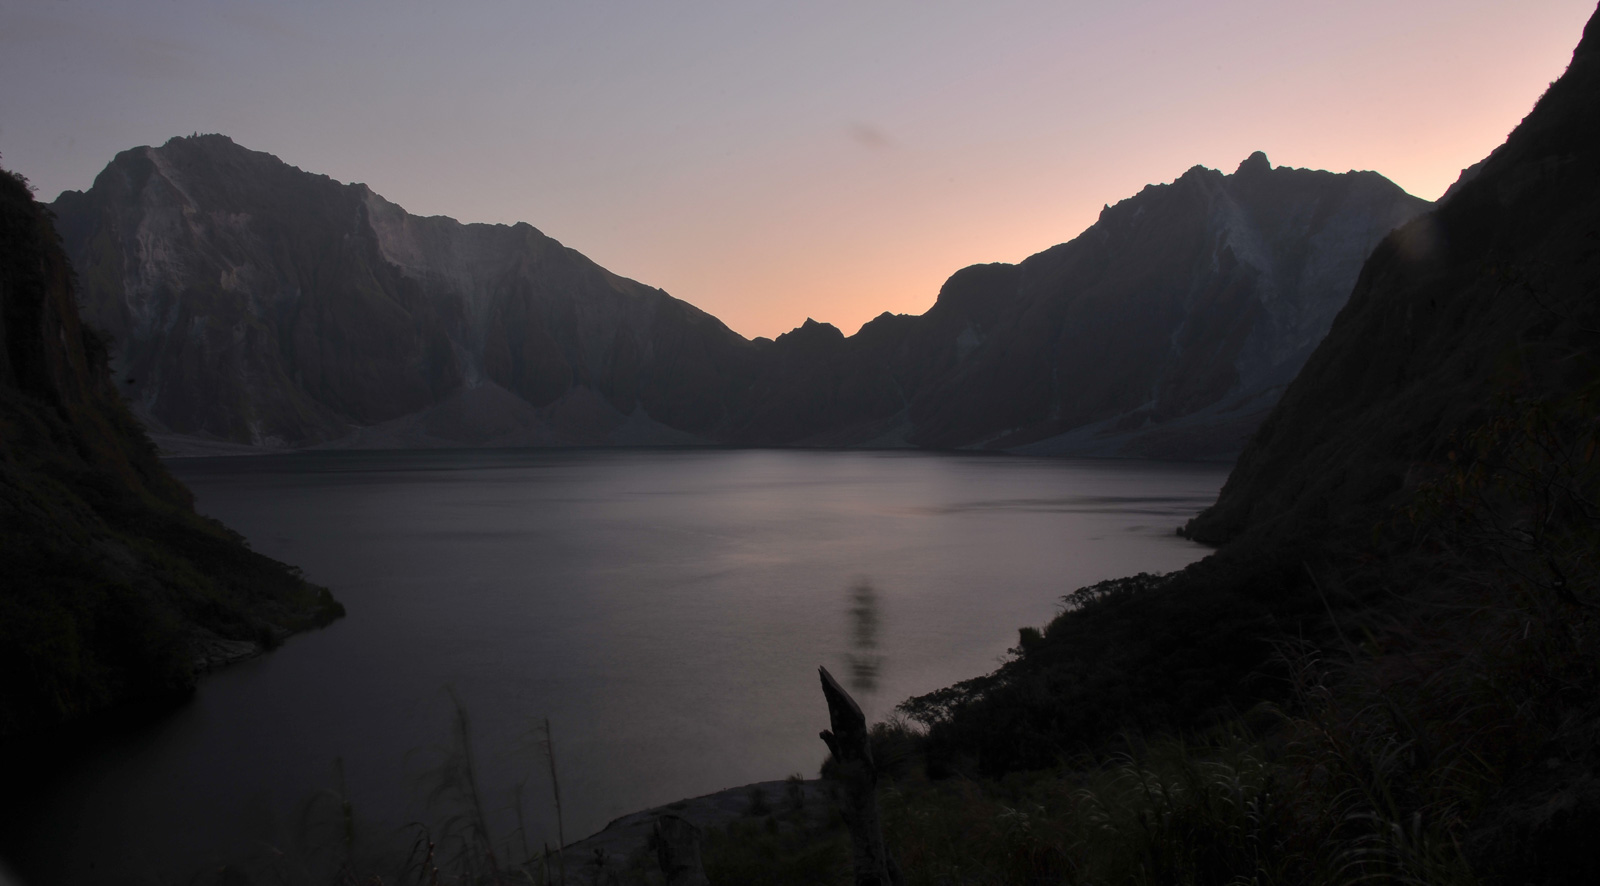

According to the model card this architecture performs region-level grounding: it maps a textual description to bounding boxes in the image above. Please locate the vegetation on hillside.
[690,379,1599,886]
[6,3,1600,883]
[0,162,343,743]
[705,8,1600,883]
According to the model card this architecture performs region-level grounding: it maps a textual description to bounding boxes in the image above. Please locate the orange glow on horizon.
[4,1,1593,342]
[553,2,1592,341]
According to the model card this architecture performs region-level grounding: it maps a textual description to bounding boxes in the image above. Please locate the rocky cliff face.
[1185,9,1600,544]
[51,136,758,450]
[52,138,1426,458]
[814,153,1430,458]
[916,15,1600,871]
[0,164,341,739]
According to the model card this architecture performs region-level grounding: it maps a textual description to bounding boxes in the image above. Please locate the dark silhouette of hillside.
[0,164,342,740]
[51,138,1425,458]
[897,8,1600,880]
[1184,16,1600,547]
[50,137,761,450]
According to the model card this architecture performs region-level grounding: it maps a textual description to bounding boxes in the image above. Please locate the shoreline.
[544,778,834,884]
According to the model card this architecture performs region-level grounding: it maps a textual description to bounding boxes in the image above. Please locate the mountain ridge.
[0,162,342,740]
[52,134,759,450]
[899,10,1600,878]
[51,136,1428,460]
[1184,7,1600,546]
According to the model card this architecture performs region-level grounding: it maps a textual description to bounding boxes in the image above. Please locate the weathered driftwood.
[819,665,902,886]
[650,814,709,886]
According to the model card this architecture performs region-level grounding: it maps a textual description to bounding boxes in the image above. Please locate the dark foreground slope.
[1183,32,1600,546]
[903,7,1600,874]
[53,139,1425,458]
[0,167,342,741]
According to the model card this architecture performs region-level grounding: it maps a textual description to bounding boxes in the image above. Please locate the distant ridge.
[52,137,1427,458]
[778,151,1430,458]
[51,135,757,451]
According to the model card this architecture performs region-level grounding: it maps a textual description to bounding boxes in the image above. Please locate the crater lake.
[2,448,1228,885]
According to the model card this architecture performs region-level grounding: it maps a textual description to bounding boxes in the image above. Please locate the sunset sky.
[2,0,1592,340]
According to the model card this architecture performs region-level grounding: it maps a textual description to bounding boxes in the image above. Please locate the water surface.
[2,448,1227,884]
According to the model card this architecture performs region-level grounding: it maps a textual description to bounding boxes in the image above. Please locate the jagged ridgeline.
[51,137,1427,457]
[0,167,341,740]
[912,0,1600,781]
[1184,13,1600,547]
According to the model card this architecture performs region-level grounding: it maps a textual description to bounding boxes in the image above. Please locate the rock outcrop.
[909,12,1600,875]
[50,136,758,450]
[52,138,1427,459]
[790,153,1430,458]
[1185,8,1600,544]
[0,164,342,739]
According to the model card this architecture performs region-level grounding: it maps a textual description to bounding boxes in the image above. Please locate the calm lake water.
[1,449,1227,885]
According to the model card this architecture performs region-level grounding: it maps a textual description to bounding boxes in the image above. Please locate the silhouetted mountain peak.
[0,162,341,737]
[1185,2,1600,545]
[928,263,1022,324]
[777,318,845,346]
[161,132,237,151]
[904,156,1429,455]
[1234,151,1271,177]
[49,138,755,448]
[52,134,1428,457]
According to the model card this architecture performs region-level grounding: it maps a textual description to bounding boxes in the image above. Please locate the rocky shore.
[538,778,833,885]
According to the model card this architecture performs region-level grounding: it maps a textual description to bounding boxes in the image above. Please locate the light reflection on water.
[0,448,1227,885]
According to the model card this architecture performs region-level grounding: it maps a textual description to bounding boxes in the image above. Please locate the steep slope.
[900,13,1600,878]
[691,157,1427,458]
[0,164,341,740]
[915,0,1600,792]
[1184,9,1600,545]
[53,138,1425,458]
[50,136,758,450]
[795,154,1428,458]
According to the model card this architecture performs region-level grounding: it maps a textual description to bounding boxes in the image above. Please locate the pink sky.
[2,1,1592,339]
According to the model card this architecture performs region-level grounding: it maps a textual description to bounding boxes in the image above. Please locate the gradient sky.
[2,1,1593,340]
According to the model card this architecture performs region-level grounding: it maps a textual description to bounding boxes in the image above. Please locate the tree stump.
[819,665,902,886]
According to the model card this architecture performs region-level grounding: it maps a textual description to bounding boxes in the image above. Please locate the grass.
[703,386,1600,886]
[142,383,1598,886]
[0,163,343,742]
[11,149,1597,882]
[721,580,1593,885]
[703,810,851,886]
[167,700,566,886]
